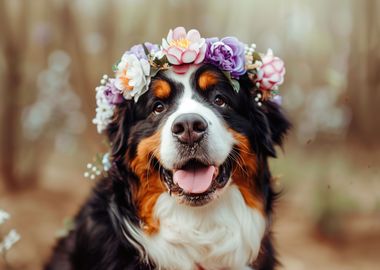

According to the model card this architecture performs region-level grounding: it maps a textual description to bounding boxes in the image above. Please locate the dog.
[46,58,290,269]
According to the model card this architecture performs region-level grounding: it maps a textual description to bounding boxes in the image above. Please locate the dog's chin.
[160,158,232,207]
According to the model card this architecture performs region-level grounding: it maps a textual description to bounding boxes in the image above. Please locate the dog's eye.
[214,95,226,107]
[153,102,165,114]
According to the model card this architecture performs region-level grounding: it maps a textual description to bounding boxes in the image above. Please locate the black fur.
[46,64,290,270]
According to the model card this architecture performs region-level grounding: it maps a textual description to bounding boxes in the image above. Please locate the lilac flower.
[103,79,123,105]
[271,95,282,106]
[128,42,159,60]
[205,37,246,78]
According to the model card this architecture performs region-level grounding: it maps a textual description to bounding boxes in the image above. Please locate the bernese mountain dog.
[46,62,290,269]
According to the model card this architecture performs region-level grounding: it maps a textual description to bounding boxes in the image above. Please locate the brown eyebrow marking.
[198,70,219,91]
[152,79,171,99]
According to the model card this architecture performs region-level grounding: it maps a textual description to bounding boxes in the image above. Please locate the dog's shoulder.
[45,179,149,270]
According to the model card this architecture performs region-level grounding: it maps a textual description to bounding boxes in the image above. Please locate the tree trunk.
[347,0,380,145]
[0,0,30,191]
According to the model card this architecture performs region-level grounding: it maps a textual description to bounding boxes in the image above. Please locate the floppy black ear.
[106,101,135,159]
[264,101,291,147]
[238,74,290,157]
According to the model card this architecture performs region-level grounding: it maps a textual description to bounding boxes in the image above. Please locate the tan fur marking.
[152,79,171,99]
[129,132,165,235]
[230,130,264,214]
[198,70,219,90]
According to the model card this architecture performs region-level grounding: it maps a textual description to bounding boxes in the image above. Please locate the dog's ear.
[238,75,290,157]
[264,100,291,148]
[106,101,135,159]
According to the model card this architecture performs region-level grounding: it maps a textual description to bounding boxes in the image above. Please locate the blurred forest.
[0,0,379,269]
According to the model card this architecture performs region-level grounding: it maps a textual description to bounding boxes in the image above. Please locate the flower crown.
[93,26,285,134]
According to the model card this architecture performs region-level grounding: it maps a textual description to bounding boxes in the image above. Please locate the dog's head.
[106,63,290,211]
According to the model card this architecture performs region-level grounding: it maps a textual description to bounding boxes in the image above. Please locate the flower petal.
[140,59,150,76]
[173,26,187,40]
[194,43,207,64]
[167,46,183,62]
[166,53,181,65]
[172,64,190,74]
[263,65,275,76]
[181,50,197,63]
[166,29,173,43]
[162,38,170,49]
[187,29,201,42]
[273,59,284,71]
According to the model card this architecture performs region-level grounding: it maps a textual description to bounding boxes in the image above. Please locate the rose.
[205,37,246,78]
[114,53,150,101]
[256,49,285,91]
[162,27,206,73]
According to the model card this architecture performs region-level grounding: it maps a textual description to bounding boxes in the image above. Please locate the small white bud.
[90,174,95,180]
[84,172,90,178]
[86,163,92,169]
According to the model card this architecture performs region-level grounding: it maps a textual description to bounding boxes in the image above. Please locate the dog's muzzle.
[171,113,208,145]
[160,113,232,206]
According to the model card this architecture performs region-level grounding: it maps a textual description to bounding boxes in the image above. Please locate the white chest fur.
[126,185,266,270]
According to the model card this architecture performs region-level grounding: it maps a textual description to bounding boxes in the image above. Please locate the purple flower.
[271,95,283,106]
[128,42,159,60]
[205,37,246,78]
[104,79,124,105]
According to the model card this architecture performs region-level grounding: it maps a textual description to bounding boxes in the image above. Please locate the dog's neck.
[124,184,266,270]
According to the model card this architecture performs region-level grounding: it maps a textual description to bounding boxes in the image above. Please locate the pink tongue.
[173,166,215,194]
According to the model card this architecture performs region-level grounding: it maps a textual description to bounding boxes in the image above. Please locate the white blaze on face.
[160,66,235,170]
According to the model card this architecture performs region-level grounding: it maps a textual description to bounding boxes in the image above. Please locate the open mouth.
[161,158,232,206]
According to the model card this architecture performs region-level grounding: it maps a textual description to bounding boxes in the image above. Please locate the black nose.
[171,113,208,144]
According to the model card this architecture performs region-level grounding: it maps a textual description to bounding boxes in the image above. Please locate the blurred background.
[0,0,379,269]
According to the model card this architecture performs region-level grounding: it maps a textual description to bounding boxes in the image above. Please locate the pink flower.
[256,49,285,91]
[162,27,206,72]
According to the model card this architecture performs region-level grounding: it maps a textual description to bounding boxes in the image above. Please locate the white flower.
[0,229,20,254]
[92,85,115,133]
[115,53,150,102]
[102,153,111,171]
[0,209,10,225]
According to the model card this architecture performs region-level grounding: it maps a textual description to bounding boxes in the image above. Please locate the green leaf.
[112,59,121,72]
[252,52,262,62]
[95,153,103,166]
[222,71,240,92]
[222,71,232,80]
[150,67,160,77]
[153,55,169,66]
[142,43,150,57]
[271,90,280,95]
[231,79,240,93]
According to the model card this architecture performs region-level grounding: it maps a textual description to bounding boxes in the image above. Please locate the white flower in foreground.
[92,85,115,133]
[115,53,150,102]
[0,229,20,254]
[0,209,10,225]
[102,153,112,171]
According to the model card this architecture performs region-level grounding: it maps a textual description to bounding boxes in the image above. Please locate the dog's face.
[108,64,289,210]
